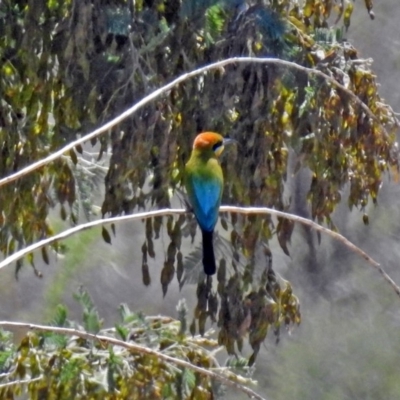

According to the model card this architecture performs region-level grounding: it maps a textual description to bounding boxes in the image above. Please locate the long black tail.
[202,229,216,275]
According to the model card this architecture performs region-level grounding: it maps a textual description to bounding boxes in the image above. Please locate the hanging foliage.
[0,0,397,364]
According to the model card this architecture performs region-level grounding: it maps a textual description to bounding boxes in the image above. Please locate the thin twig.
[0,321,267,400]
[0,206,398,299]
[0,376,43,389]
[0,56,389,189]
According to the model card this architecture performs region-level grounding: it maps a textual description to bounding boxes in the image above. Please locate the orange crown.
[193,132,223,149]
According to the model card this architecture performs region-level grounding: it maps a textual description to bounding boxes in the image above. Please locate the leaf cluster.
[0,293,257,400]
[0,0,397,367]
[140,212,300,364]
[1,0,396,262]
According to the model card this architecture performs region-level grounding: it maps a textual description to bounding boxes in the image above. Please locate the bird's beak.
[223,138,238,146]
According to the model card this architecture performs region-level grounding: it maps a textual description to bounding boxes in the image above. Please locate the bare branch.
[0,209,186,270]
[0,206,398,299]
[222,206,400,299]
[0,56,389,188]
[0,321,267,400]
[0,376,43,389]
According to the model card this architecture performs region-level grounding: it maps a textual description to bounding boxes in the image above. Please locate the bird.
[184,132,235,275]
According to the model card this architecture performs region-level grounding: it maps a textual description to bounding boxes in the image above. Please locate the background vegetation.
[1,0,400,398]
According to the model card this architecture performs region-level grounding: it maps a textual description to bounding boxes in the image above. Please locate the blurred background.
[1,2,400,399]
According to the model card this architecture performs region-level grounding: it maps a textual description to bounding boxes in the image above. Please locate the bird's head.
[193,132,236,157]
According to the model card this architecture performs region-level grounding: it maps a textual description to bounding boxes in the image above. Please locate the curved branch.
[0,209,186,270]
[0,321,267,400]
[0,206,399,299]
[0,376,43,390]
[0,56,389,188]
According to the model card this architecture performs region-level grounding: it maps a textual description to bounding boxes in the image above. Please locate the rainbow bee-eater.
[184,132,235,275]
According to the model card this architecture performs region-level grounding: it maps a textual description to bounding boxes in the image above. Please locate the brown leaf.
[141,241,148,264]
[277,218,294,256]
[176,251,183,283]
[153,216,162,239]
[189,319,196,336]
[41,246,49,265]
[60,204,67,221]
[160,261,175,296]
[142,263,151,286]
[69,148,78,165]
[167,242,176,263]
[147,238,155,258]
[198,311,207,336]
[102,226,112,244]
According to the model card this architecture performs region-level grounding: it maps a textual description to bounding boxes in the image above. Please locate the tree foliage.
[0,294,255,399]
[0,0,399,396]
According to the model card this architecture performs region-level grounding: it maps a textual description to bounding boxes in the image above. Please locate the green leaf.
[115,324,128,341]
[83,310,102,334]
[0,350,13,372]
[49,304,69,327]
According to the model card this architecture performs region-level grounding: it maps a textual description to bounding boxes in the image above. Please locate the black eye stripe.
[212,141,223,151]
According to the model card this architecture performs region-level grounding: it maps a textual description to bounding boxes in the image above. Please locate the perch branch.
[0,206,398,299]
[0,321,267,400]
[0,56,389,189]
